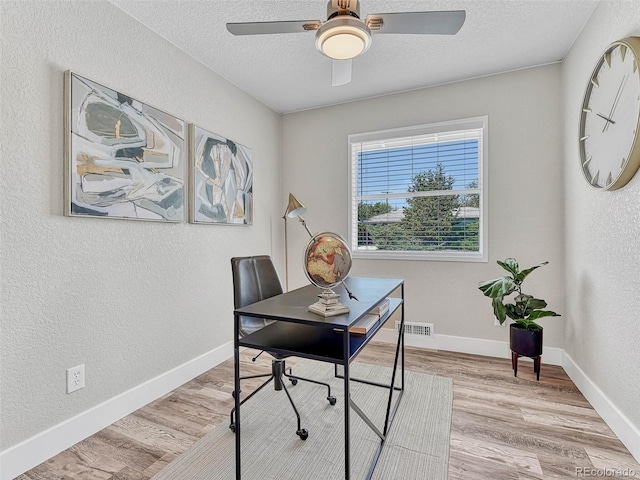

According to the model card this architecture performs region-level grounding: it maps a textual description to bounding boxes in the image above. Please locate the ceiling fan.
[226,0,465,86]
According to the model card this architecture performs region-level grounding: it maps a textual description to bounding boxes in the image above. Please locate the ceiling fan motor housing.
[329,0,360,18]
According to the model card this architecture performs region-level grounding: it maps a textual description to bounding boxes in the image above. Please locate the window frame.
[348,116,488,262]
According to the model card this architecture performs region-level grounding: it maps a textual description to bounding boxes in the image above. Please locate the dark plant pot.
[510,323,543,380]
[510,323,543,358]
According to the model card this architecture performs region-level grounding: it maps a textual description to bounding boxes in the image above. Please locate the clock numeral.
[583,108,592,113]
[604,52,612,68]
[621,158,627,169]
[634,59,638,74]
[583,156,592,167]
[620,44,628,62]
[606,172,613,186]
[580,135,590,142]
[591,78,599,88]
[591,170,600,186]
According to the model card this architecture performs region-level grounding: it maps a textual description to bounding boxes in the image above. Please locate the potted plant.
[478,258,560,380]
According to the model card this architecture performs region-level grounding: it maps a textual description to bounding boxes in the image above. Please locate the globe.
[303,232,352,290]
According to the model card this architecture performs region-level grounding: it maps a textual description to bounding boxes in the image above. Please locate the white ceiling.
[111,0,599,114]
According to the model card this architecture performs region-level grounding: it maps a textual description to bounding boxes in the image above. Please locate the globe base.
[308,289,350,317]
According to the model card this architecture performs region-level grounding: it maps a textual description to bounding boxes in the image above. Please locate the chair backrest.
[231,255,284,337]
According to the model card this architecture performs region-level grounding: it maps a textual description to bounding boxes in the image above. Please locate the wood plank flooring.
[18,344,639,479]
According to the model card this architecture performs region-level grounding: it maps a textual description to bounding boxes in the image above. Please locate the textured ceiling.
[111,0,599,114]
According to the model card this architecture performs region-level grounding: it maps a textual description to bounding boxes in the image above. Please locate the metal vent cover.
[396,321,433,338]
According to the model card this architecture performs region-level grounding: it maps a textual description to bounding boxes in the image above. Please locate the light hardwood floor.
[18,344,639,479]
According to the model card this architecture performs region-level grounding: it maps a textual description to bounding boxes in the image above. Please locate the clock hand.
[597,113,616,124]
[609,75,627,117]
[604,75,628,132]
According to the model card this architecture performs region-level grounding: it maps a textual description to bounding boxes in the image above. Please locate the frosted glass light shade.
[316,18,371,60]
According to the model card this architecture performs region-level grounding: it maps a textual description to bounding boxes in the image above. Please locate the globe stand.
[308,289,350,317]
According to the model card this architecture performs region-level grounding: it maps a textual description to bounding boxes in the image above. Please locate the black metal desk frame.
[233,277,405,480]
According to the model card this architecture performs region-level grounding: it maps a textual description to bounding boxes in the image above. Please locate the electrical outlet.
[67,364,85,393]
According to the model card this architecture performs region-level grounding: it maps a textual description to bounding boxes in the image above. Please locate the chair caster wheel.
[289,378,298,385]
[296,428,308,440]
[229,423,236,433]
[328,396,337,406]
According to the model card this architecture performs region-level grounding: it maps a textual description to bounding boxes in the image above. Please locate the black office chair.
[229,255,336,440]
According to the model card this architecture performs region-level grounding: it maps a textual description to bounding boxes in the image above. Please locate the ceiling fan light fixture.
[315,17,371,60]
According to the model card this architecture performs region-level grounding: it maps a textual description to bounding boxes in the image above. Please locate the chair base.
[230,358,336,439]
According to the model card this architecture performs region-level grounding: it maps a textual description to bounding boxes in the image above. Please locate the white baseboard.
[0,341,233,480]
[374,328,564,365]
[562,351,640,464]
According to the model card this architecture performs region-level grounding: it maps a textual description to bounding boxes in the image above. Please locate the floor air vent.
[396,321,434,338]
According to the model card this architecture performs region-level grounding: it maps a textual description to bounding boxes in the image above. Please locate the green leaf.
[526,298,547,311]
[478,277,515,298]
[514,294,531,318]
[515,261,549,283]
[505,304,522,320]
[514,294,533,305]
[527,310,560,320]
[515,295,547,316]
[497,258,519,277]
[492,297,507,324]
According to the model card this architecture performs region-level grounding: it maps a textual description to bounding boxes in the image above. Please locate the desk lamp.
[282,193,358,309]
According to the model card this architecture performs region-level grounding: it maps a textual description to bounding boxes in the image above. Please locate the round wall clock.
[579,36,640,190]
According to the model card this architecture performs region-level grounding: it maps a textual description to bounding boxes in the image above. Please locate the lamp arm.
[297,214,313,238]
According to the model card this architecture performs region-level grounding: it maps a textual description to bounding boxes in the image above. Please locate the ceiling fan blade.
[226,20,321,36]
[365,10,465,35]
[332,59,352,86]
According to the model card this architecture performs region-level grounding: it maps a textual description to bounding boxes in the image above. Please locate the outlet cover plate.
[67,364,85,393]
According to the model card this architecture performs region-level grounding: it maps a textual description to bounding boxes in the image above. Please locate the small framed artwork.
[189,124,253,225]
[64,71,186,222]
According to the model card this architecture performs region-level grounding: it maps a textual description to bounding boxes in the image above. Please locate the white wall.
[282,64,565,348]
[0,0,281,455]
[562,0,640,436]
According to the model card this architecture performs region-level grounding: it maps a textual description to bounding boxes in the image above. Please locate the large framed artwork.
[190,124,253,225]
[64,71,186,222]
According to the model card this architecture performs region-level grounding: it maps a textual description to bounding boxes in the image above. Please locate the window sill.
[353,250,487,263]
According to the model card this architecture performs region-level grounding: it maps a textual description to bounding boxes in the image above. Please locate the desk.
[233,277,405,479]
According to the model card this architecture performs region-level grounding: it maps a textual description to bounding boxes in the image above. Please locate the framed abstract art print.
[65,71,186,222]
[189,124,253,225]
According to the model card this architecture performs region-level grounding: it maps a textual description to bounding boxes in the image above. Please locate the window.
[349,116,487,262]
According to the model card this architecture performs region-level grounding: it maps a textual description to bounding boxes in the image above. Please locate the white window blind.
[348,117,488,261]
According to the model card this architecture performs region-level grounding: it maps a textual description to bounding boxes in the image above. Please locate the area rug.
[153,361,453,480]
